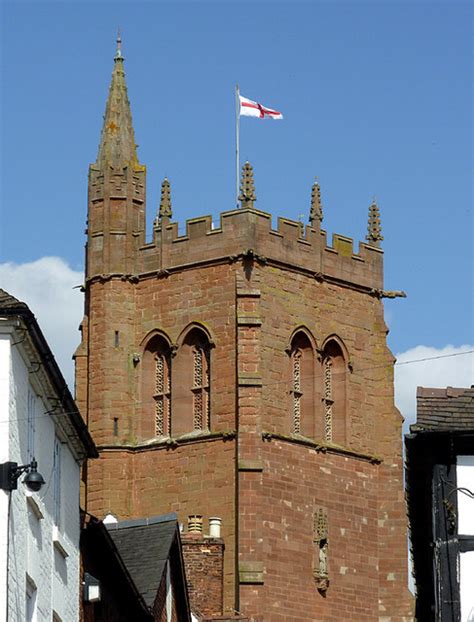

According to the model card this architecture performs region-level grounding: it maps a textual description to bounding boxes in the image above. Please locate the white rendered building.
[0,289,97,622]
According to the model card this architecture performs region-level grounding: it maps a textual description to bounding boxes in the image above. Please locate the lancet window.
[172,326,212,436]
[292,350,303,434]
[288,331,315,438]
[154,352,171,436]
[142,334,172,439]
[192,344,210,430]
[322,357,333,442]
[321,339,347,445]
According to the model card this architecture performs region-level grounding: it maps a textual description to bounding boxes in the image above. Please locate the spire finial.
[309,178,323,226]
[238,161,256,209]
[158,177,172,220]
[114,28,123,61]
[97,31,137,167]
[366,198,383,247]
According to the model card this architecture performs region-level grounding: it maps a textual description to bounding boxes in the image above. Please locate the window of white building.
[26,576,37,622]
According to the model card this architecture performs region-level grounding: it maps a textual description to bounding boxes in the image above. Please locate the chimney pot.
[209,517,222,538]
[188,514,203,534]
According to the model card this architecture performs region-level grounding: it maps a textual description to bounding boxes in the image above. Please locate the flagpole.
[235,84,240,208]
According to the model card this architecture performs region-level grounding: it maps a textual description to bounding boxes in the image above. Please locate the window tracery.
[142,334,172,439]
[192,345,210,430]
[292,349,302,434]
[288,331,315,437]
[321,338,347,445]
[172,326,212,435]
[154,352,171,436]
[323,356,333,442]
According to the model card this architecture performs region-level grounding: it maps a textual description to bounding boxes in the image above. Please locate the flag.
[239,95,283,120]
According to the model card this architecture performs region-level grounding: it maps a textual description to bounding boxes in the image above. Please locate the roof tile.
[415,386,474,430]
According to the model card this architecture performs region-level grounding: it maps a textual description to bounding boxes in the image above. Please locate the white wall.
[457,456,474,536]
[0,326,82,622]
[460,552,474,622]
[457,455,474,622]
[0,335,12,622]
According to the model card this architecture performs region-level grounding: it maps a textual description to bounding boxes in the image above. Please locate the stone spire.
[309,179,323,226]
[238,161,256,209]
[96,33,138,167]
[366,199,383,247]
[158,177,172,219]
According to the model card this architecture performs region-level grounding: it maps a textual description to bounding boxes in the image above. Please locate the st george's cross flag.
[239,95,283,120]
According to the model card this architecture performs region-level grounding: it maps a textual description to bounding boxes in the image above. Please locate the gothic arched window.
[173,326,211,435]
[321,339,347,444]
[142,334,172,438]
[288,331,315,437]
[192,342,210,430]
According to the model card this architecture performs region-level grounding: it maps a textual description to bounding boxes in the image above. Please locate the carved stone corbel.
[380,289,407,299]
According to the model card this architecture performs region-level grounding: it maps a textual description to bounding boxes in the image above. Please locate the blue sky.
[0,1,472,367]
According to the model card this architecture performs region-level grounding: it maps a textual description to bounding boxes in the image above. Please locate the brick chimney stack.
[181,516,225,618]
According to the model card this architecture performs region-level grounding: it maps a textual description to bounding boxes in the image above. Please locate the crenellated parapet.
[136,205,384,291]
[85,46,384,294]
[79,40,412,620]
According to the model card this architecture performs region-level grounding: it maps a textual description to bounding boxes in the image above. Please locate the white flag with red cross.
[239,95,283,120]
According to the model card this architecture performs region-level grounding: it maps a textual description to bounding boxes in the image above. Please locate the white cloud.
[395,344,474,434]
[0,257,84,389]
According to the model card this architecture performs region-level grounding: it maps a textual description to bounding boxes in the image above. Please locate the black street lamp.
[0,459,45,492]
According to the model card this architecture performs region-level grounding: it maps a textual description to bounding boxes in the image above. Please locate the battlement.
[137,207,384,291]
[80,45,413,620]
[86,142,384,290]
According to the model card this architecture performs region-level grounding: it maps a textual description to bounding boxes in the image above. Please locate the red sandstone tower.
[75,39,413,620]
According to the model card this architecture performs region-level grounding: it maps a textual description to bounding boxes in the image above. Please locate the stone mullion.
[235,264,265,607]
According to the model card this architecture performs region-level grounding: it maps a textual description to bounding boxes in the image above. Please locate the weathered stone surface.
[76,43,413,621]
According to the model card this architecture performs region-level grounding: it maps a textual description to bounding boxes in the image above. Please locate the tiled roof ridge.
[417,386,474,398]
[414,385,474,432]
[105,512,178,531]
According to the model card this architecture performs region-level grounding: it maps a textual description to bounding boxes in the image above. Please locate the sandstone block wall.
[78,205,412,619]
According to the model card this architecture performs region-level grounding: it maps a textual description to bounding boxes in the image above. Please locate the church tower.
[76,40,413,620]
